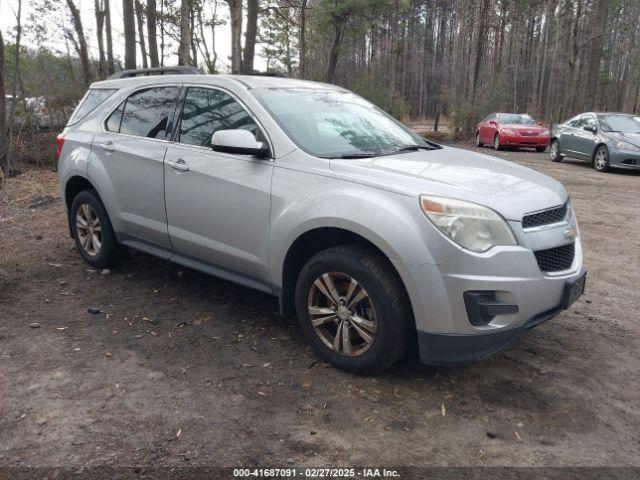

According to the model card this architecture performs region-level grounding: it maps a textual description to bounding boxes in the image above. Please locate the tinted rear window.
[106,86,177,139]
[68,88,117,125]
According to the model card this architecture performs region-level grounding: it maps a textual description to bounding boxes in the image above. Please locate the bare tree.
[0,30,6,176]
[123,0,137,69]
[178,0,192,65]
[5,0,23,175]
[105,0,115,74]
[65,0,92,85]
[147,0,160,67]
[95,0,108,78]
[242,0,258,73]
[135,0,149,68]
[225,0,243,73]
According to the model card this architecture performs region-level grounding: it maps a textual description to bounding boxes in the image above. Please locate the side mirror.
[211,129,270,157]
[489,120,498,126]
[583,126,597,134]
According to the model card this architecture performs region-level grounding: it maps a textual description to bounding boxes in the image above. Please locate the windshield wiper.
[394,143,438,153]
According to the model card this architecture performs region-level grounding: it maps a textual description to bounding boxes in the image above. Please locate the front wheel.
[493,134,502,151]
[295,245,413,374]
[475,133,483,147]
[593,145,610,172]
[549,139,562,162]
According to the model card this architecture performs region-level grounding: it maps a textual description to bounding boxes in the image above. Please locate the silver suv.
[57,70,586,373]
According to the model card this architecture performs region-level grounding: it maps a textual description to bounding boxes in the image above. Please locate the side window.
[68,88,117,125]
[106,86,177,139]
[178,87,259,147]
[567,115,583,128]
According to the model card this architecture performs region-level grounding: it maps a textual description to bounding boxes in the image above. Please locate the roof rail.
[107,66,203,80]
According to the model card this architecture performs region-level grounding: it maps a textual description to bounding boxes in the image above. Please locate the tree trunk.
[242,0,258,74]
[135,0,149,68]
[178,0,191,65]
[0,31,6,176]
[299,0,308,78]
[226,0,243,73]
[146,0,159,67]
[5,0,22,175]
[123,0,137,69]
[95,0,107,78]
[326,20,346,84]
[105,0,115,74]
[584,0,609,111]
[66,0,92,85]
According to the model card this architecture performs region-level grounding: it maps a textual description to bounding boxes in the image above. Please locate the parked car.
[57,68,586,373]
[476,112,550,152]
[550,112,640,172]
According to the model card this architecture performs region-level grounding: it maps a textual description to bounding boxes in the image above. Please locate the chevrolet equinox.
[57,70,586,373]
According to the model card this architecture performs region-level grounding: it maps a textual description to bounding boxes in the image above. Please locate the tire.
[69,189,121,268]
[593,145,610,172]
[475,133,483,147]
[493,134,502,151]
[536,146,547,153]
[295,245,413,374]
[549,139,562,162]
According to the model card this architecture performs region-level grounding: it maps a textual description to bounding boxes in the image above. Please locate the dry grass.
[0,169,59,217]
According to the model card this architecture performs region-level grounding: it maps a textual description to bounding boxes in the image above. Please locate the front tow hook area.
[463,291,519,326]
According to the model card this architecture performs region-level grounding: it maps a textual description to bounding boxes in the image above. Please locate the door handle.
[100,141,116,152]
[167,158,190,172]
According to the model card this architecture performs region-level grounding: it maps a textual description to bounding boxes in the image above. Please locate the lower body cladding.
[393,240,586,366]
[610,148,640,170]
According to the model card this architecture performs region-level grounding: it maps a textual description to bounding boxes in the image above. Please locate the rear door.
[163,85,273,284]
[90,85,179,248]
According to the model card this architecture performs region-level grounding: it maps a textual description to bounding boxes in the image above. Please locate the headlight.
[616,141,640,152]
[419,195,517,252]
[501,128,517,136]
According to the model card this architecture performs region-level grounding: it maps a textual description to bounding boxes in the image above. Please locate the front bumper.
[610,148,640,170]
[391,214,585,366]
[500,134,549,148]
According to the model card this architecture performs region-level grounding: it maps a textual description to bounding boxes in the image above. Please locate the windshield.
[597,114,640,133]
[252,88,432,158]
[499,113,536,125]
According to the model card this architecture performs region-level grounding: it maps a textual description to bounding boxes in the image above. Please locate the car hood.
[609,131,640,146]
[329,146,566,221]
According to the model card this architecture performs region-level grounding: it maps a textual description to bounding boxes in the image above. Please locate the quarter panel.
[58,131,95,208]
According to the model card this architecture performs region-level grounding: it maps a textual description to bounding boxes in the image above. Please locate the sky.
[0,0,267,72]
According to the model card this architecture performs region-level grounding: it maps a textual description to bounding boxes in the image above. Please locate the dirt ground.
[1,142,639,470]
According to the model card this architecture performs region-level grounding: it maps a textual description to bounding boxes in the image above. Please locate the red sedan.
[476,113,550,152]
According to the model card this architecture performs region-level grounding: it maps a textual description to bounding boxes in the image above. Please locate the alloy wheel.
[594,148,608,170]
[494,135,500,150]
[307,272,378,357]
[550,141,558,159]
[76,203,102,256]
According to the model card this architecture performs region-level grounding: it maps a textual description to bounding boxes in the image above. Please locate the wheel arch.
[64,176,99,237]
[278,226,414,320]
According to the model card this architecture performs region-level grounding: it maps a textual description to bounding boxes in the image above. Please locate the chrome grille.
[534,243,575,272]
[522,203,568,229]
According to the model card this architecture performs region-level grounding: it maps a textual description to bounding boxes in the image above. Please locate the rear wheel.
[295,245,413,374]
[475,133,483,147]
[593,145,610,172]
[549,139,562,162]
[70,190,121,268]
[493,134,502,151]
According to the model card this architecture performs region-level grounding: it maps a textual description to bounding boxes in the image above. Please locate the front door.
[163,86,273,283]
[90,85,179,248]
[572,114,598,158]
